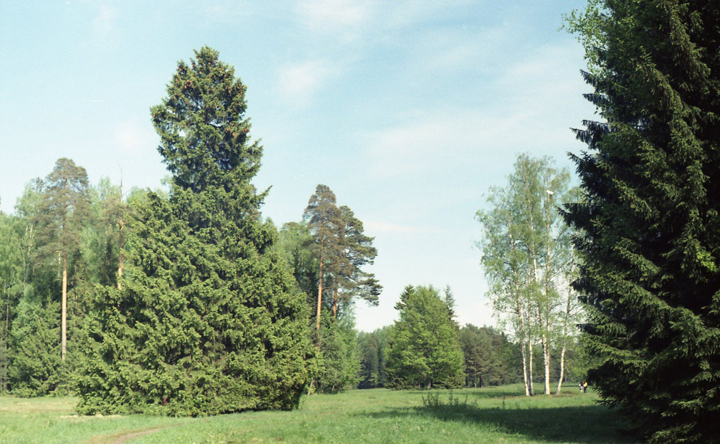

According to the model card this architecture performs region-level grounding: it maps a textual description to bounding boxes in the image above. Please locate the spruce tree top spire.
[151,46,261,191]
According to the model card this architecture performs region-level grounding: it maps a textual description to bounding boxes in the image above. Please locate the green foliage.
[564,1,720,442]
[476,153,575,395]
[386,285,465,389]
[34,158,90,263]
[76,47,309,416]
[9,299,66,397]
[459,324,519,388]
[357,326,391,389]
[277,221,319,308]
[314,318,359,393]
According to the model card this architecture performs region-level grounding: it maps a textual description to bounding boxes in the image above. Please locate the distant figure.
[583,380,588,393]
[578,382,583,392]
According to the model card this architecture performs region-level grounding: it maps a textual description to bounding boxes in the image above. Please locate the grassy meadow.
[0,384,640,444]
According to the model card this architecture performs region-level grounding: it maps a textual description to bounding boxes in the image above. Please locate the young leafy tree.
[386,285,464,389]
[35,158,90,362]
[77,47,309,416]
[477,154,572,395]
[477,185,534,395]
[564,1,720,441]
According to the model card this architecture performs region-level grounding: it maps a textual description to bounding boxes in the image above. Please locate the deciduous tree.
[477,154,573,395]
[386,285,464,389]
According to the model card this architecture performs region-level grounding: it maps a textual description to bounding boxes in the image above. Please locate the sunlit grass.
[0,384,639,443]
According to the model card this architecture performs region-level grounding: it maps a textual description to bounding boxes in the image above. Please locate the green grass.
[0,384,640,443]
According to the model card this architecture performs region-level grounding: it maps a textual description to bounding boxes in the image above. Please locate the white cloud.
[92,5,116,39]
[202,1,257,24]
[277,60,335,106]
[113,119,156,155]
[365,110,525,177]
[381,0,475,29]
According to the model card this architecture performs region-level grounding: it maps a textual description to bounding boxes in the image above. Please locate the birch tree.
[478,153,573,395]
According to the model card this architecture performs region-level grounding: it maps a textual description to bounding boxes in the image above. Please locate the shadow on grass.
[401,387,525,400]
[359,402,641,444]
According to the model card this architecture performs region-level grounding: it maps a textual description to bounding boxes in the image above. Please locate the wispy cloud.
[277,60,335,106]
[202,1,257,24]
[296,0,371,38]
[364,43,590,177]
[92,5,116,40]
[380,0,476,29]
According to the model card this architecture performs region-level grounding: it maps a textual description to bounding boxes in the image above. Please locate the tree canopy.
[386,285,464,390]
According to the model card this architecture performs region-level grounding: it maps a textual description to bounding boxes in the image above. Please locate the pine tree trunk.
[316,244,324,332]
[332,287,338,321]
[117,178,124,290]
[61,251,67,362]
[117,216,124,290]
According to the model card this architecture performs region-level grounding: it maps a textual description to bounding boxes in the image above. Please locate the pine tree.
[337,205,381,314]
[34,158,90,362]
[303,187,381,327]
[303,185,344,330]
[565,2,720,441]
[77,47,309,416]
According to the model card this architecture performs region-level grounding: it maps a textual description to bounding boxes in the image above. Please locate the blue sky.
[0,0,594,331]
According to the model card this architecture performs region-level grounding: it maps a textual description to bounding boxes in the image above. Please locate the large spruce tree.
[77,47,309,416]
[565,1,720,441]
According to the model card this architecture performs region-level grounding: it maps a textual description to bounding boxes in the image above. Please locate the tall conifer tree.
[303,185,343,331]
[77,47,308,416]
[565,2,720,441]
[35,158,90,362]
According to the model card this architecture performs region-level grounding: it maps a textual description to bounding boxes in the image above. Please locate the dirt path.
[84,424,177,444]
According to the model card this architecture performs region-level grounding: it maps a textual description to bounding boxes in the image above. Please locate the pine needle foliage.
[76,47,309,416]
[564,2,720,442]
